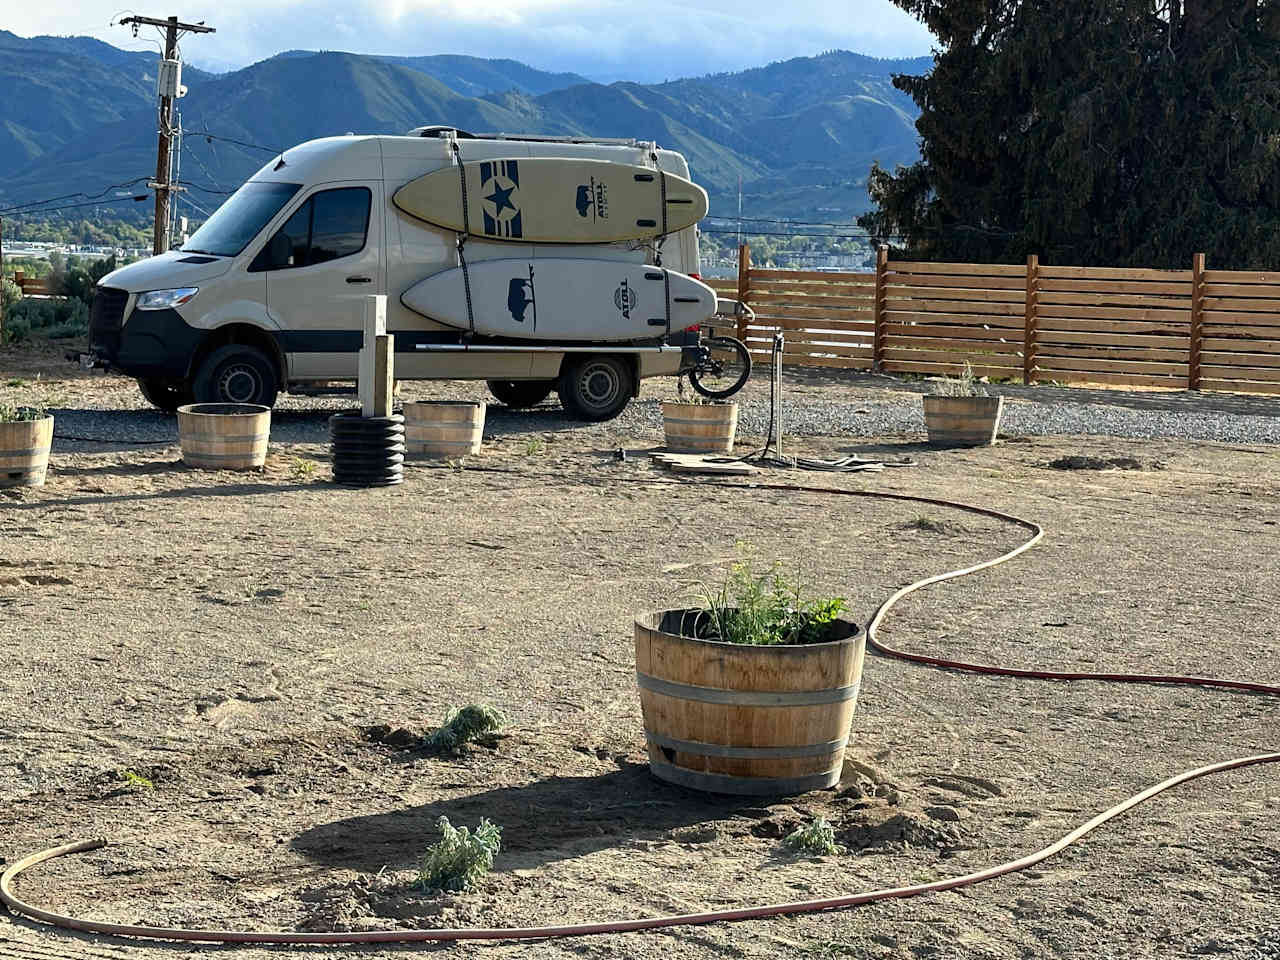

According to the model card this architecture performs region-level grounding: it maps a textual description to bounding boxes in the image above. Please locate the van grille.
[89,286,129,357]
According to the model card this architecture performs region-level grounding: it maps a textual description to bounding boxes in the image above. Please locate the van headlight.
[136,287,199,310]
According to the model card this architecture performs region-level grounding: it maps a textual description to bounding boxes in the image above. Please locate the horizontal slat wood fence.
[8,272,51,297]
[708,245,1280,395]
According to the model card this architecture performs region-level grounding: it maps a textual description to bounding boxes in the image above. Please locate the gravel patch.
[37,370,1280,453]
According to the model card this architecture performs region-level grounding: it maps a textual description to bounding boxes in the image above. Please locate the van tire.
[192,344,279,407]
[487,379,554,409]
[557,356,633,422]
[137,378,193,413]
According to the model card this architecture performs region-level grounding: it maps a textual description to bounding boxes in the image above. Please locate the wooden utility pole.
[118,15,215,255]
[1,216,6,341]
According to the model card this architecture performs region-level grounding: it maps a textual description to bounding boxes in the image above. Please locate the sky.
[4,0,933,81]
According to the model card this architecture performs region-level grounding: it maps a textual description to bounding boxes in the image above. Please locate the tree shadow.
[291,761,764,874]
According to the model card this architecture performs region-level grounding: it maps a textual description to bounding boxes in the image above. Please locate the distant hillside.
[0,37,930,225]
[269,49,588,96]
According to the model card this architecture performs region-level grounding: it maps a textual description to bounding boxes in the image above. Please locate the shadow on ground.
[291,760,761,873]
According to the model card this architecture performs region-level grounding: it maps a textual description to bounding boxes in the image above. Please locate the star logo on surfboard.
[479,160,522,239]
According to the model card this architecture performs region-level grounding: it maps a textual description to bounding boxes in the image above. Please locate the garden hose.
[3,481,1277,945]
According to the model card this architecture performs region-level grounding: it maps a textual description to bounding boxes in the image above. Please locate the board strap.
[451,138,476,334]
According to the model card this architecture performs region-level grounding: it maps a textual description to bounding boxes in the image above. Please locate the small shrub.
[523,437,545,456]
[425,704,505,752]
[930,361,987,397]
[693,544,847,646]
[291,457,317,480]
[781,816,843,856]
[418,816,502,892]
[0,402,47,423]
[7,297,88,339]
[2,312,31,344]
[118,769,155,791]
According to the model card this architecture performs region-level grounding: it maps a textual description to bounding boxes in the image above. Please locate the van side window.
[250,187,371,272]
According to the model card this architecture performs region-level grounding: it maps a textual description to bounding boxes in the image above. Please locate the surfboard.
[401,258,716,341]
[393,158,709,244]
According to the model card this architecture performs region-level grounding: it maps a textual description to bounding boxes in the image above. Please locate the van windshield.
[181,181,302,257]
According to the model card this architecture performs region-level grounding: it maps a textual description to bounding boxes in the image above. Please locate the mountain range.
[0,30,930,227]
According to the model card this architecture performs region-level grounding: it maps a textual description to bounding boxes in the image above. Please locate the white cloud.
[4,0,933,81]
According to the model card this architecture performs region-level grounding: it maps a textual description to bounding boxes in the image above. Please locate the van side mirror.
[249,230,297,273]
[270,231,294,268]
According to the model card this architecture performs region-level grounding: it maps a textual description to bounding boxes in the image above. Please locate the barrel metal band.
[660,417,735,428]
[186,433,270,444]
[636,672,859,707]
[648,758,841,796]
[184,452,268,463]
[645,730,846,759]
[0,446,51,458]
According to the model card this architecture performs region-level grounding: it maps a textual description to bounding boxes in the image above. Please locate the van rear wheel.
[192,344,279,407]
[487,379,554,409]
[137,378,193,413]
[557,355,633,422]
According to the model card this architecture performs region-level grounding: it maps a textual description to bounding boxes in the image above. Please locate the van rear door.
[257,181,384,379]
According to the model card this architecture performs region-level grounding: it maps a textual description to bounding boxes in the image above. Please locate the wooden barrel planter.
[0,415,54,489]
[404,401,485,459]
[661,401,738,454]
[634,610,865,796]
[176,403,271,470]
[922,395,1004,448]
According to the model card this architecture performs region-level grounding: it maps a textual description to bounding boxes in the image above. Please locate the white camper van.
[87,129,749,420]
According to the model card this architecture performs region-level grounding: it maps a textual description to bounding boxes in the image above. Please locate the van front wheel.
[193,344,279,407]
[557,355,633,422]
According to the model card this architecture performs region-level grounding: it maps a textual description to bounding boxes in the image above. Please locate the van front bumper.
[89,305,203,380]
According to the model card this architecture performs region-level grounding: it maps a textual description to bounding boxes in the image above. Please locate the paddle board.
[402,258,716,341]
[393,158,709,244]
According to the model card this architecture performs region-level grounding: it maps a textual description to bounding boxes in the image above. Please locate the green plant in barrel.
[693,544,848,646]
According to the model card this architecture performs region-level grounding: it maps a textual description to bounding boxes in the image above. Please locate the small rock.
[924,804,963,822]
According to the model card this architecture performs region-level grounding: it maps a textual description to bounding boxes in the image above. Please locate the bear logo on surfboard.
[507,266,536,330]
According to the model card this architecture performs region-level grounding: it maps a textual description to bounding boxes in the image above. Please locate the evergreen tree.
[858,1,1280,268]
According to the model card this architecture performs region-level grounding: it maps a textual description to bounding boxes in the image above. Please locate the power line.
[1,196,151,218]
[180,140,233,194]
[705,216,864,229]
[195,131,278,155]
[0,179,151,216]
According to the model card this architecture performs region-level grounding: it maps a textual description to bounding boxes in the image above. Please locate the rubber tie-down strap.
[451,139,471,237]
[3,481,1278,946]
[651,151,669,237]
[457,238,475,336]
[650,150,668,268]
[450,139,475,335]
[663,267,672,335]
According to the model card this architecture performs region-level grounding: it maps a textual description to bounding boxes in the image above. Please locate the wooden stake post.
[358,295,394,418]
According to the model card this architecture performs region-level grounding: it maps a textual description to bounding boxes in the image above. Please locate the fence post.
[1189,252,1205,390]
[735,243,751,341]
[872,245,888,373]
[1023,254,1039,385]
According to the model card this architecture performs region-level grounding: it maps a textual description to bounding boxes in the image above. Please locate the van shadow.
[291,761,761,874]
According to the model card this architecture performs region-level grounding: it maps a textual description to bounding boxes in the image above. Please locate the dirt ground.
[1,342,1278,960]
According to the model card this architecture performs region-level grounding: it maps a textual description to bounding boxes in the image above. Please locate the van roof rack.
[406,126,656,150]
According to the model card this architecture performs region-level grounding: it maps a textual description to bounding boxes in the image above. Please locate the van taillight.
[689,273,701,280]
[684,324,700,332]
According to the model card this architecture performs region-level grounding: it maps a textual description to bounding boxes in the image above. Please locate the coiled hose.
[3,482,1277,945]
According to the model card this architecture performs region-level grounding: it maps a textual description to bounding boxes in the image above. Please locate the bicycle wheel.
[689,336,752,399]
